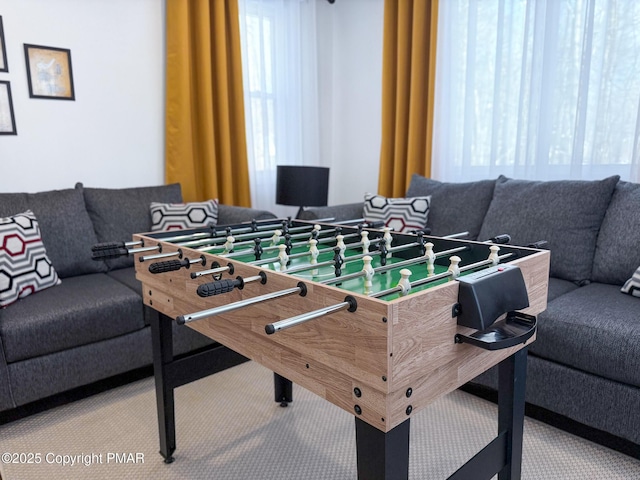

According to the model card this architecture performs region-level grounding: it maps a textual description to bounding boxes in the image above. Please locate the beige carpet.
[0,361,637,480]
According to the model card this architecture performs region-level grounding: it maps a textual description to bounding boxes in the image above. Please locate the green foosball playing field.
[169,225,502,302]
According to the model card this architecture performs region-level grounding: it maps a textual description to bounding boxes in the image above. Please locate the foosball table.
[94,218,550,479]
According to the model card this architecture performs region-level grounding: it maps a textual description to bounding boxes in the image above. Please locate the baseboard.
[460,383,640,460]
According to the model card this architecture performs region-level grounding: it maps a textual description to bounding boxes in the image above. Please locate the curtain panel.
[238,0,321,218]
[165,0,251,205]
[378,0,439,197]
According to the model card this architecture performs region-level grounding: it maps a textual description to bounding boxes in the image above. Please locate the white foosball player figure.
[223,235,235,254]
[270,229,282,247]
[277,244,289,272]
[309,239,319,276]
[397,269,412,296]
[488,245,500,265]
[361,231,370,254]
[336,235,346,260]
[383,227,393,258]
[362,255,374,295]
[447,255,461,279]
[425,242,435,276]
[309,224,321,241]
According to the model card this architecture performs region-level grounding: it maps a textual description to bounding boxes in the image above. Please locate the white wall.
[0,0,164,193]
[0,0,383,208]
[316,0,384,206]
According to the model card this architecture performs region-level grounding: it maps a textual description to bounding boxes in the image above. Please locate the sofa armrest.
[217,204,277,225]
[298,203,364,222]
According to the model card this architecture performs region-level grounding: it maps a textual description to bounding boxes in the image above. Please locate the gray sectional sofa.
[300,173,640,455]
[0,182,276,420]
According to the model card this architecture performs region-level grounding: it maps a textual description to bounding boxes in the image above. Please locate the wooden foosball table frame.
[130,219,550,480]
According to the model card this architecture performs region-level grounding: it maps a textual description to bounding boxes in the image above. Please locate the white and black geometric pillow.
[363,193,431,233]
[0,210,61,308]
[150,199,219,231]
[621,266,640,298]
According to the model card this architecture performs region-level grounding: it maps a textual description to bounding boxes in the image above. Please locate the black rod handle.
[197,278,243,297]
[149,259,187,274]
[92,241,125,251]
[487,234,511,245]
[91,247,129,260]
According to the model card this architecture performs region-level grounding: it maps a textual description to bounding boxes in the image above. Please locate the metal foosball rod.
[219,227,378,261]
[91,242,162,260]
[148,254,207,274]
[127,220,286,257]
[262,230,434,277]
[321,244,467,286]
[264,295,358,335]
[372,253,513,299]
[94,219,288,259]
[281,245,383,275]
[175,226,313,248]
[190,262,235,279]
[283,236,421,277]
[264,252,515,335]
[196,225,328,255]
[176,282,308,325]
[218,227,380,265]
[174,218,293,241]
[178,223,324,251]
[196,271,267,297]
[250,236,383,268]
[139,250,183,262]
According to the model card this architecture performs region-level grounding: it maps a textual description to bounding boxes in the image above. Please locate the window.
[238,0,320,216]
[433,0,640,182]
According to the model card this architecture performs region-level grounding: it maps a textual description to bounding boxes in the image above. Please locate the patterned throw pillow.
[363,193,431,233]
[621,266,640,298]
[0,210,61,308]
[150,199,219,231]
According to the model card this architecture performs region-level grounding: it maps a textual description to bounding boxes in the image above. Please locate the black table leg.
[355,417,411,480]
[274,372,293,407]
[149,310,176,463]
[498,347,528,480]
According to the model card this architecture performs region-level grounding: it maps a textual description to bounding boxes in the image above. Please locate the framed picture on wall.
[24,44,75,100]
[0,81,17,135]
[0,16,8,73]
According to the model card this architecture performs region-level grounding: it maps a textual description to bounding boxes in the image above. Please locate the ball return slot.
[453,264,537,350]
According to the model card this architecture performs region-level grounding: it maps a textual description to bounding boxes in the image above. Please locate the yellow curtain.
[165,0,251,206]
[378,0,439,197]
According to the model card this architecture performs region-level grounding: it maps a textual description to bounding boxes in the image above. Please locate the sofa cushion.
[621,266,640,297]
[546,277,579,302]
[106,267,141,296]
[405,174,497,239]
[7,329,153,407]
[363,193,430,233]
[0,273,145,363]
[297,203,363,223]
[217,204,278,224]
[0,211,61,307]
[150,199,219,231]
[0,186,104,278]
[83,183,183,270]
[477,175,619,284]
[591,181,640,285]
[528,283,640,388]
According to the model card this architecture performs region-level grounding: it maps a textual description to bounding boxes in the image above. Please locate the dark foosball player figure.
[93,217,550,480]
